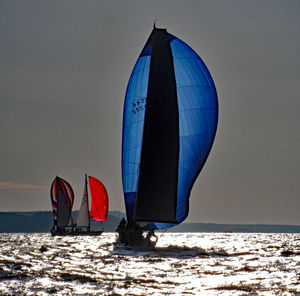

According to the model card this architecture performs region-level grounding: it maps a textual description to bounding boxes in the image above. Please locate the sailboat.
[50,176,75,236]
[117,25,218,246]
[74,174,108,235]
[50,175,108,236]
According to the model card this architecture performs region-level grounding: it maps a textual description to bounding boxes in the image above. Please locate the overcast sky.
[0,0,299,225]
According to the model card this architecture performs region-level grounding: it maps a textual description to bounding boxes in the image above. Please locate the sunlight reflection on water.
[0,232,299,295]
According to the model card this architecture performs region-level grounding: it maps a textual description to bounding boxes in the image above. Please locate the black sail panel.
[135,28,179,223]
[57,181,72,227]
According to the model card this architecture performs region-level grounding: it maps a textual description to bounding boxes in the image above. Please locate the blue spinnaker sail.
[122,28,218,230]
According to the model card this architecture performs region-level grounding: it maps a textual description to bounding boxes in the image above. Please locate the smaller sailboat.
[50,175,108,236]
[74,174,108,235]
[50,176,75,236]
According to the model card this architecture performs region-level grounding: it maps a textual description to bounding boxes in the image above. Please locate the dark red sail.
[89,176,108,221]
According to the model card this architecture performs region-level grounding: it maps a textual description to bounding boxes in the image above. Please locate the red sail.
[89,176,108,221]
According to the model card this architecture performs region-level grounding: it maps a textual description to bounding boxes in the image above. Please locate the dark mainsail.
[50,176,74,227]
[135,28,179,223]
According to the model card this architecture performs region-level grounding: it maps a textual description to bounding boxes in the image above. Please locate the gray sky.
[0,0,299,225]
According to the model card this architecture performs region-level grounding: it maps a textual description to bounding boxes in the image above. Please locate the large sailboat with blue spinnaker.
[117,25,218,246]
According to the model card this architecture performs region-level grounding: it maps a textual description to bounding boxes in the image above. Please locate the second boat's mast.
[85,174,90,231]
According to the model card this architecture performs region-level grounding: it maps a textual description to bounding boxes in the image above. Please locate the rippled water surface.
[0,233,299,295]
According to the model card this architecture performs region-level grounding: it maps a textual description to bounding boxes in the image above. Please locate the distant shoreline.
[0,211,299,233]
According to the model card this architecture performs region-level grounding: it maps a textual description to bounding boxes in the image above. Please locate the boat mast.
[85,174,91,231]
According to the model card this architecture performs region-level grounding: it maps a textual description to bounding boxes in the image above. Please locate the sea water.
[0,233,299,295]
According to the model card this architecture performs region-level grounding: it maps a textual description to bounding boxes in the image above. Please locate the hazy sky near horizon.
[0,1,299,225]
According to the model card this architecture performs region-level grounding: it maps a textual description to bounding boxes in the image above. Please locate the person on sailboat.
[116,218,126,233]
[146,229,158,247]
[116,218,129,244]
